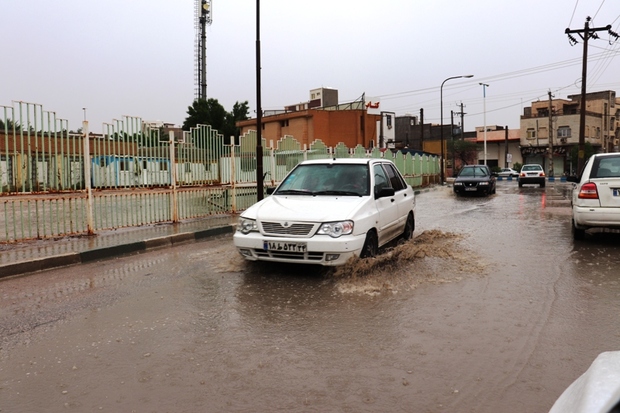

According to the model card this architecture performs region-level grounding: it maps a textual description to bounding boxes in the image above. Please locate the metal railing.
[1,101,440,243]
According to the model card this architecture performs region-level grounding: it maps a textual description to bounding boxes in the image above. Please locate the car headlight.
[317,220,354,238]
[479,182,489,186]
[454,182,463,186]
[237,217,258,234]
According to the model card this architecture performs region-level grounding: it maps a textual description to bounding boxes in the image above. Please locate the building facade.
[237,89,381,149]
[520,90,620,176]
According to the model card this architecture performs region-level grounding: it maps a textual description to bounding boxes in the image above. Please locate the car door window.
[373,164,390,192]
[384,163,406,191]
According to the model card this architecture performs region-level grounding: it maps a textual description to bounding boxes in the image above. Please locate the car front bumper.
[233,231,368,266]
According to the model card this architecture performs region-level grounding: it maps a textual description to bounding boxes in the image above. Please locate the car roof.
[299,158,390,166]
[589,153,620,159]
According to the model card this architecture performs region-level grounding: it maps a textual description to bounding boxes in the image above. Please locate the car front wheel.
[360,230,378,258]
[402,213,415,241]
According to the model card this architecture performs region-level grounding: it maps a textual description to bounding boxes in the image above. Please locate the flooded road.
[2,181,620,412]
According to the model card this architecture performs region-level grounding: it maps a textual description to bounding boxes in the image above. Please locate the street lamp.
[441,74,474,183]
[480,83,489,165]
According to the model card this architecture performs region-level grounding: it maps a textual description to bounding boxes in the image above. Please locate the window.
[557,126,571,138]
[526,128,536,139]
[538,127,548,139]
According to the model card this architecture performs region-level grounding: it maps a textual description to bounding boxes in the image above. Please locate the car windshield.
[275,163,370,196]
[593,157,620,178]
[522,165,542,171]
[459,167,489,177]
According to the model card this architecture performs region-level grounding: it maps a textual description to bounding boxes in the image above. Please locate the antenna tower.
[195,0,212,100]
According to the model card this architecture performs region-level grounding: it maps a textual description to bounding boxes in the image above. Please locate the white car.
[568,152,620,240]
[497,167,519,178]
[233,158,416,266]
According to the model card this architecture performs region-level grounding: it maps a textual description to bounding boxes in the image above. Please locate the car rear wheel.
[402,213,415,241]
[572,220,585,241]
[360,230,378,258]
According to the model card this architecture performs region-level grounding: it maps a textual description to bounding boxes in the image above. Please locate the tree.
[183,98,227,132]
[448,139,478,173]
[183,98,249,144]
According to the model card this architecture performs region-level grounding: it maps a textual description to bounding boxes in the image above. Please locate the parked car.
[566,152,620,240]
[233,158,416,266]
[549,351,620,413]
[518,164,546,188]
[498,167,519,178]
[453,165,496,196]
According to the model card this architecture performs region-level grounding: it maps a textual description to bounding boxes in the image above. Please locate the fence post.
[169,131,178,222]
[230,136,236,213]
[83,120,95,235]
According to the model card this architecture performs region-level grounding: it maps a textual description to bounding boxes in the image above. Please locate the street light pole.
[480,83,489,165]
[441,74,473,183]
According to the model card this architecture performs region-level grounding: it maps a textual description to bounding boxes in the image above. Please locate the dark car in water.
[453,165,496,196]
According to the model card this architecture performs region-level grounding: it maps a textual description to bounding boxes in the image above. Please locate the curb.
[0,225,235,279]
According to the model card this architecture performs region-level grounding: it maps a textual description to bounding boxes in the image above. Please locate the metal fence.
[1,101,440,243]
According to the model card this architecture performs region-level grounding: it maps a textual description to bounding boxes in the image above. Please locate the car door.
[383,162,412,225]
[372,163,401,244]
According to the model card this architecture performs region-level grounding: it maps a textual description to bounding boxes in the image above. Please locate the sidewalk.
[0,215,236,279]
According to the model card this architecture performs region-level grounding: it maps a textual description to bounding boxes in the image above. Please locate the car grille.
[261,221,315,236]
[254,249,324,261]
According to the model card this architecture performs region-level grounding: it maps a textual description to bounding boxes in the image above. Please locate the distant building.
[237,89,381,149]
[520,90,620,175]
[474,125,522,169]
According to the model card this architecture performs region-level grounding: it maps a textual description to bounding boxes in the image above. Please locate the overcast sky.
[3,0,620,135]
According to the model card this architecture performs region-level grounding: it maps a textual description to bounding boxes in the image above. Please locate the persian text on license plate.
[465,187,477,191]
[264,241,307,252]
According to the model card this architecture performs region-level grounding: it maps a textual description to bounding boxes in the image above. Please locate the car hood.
[242,195,370,222]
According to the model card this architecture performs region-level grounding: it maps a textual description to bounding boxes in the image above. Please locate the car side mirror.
[266,187,276,195]
[375,187,395,199]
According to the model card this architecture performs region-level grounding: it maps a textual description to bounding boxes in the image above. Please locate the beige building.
[475,125,523,169]
[520,90,619,176]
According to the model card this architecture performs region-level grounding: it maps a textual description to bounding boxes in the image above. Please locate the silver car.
[567,152,620,240]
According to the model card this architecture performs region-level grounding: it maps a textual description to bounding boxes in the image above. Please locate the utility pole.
[255,0,263,201]
[504,126,509,168]
[548,90,554,178]
[450,110,455,176]
[419,108,424,149]
[459,102,466,140]
[565,17,618,174]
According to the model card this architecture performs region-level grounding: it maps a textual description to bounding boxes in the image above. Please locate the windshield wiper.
[312,190,361,196]
[275,189,313,195]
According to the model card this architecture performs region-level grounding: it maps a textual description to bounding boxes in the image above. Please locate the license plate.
[465,187,477,191]
[263,241,307,252]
